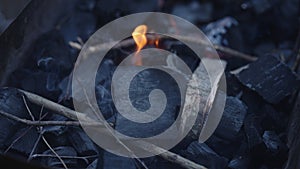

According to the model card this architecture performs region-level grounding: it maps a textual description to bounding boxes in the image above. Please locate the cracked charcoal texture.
[236,55,300,103]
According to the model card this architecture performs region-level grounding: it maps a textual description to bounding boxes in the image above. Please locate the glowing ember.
[132,25,147,66]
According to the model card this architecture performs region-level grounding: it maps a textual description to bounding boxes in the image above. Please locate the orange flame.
[132,25,147,66]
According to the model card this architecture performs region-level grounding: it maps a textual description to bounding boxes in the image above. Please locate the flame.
[132,25,147,66]
[155,39,159,47]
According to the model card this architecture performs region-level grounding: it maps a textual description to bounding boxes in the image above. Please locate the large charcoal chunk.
[215,97,247,140]
[114,68,179,138]
[102,151,136,169]
[67,127,98,156]
[236,55,300,103]
[0,88,29,149]
[183,141,228,169]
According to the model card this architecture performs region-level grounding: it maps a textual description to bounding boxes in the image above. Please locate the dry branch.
[0,110,81,126]
[85,34,257,62]
[16,89,207,169]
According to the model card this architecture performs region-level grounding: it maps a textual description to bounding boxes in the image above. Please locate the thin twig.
[20,89,79,120]
[19,89,111,127]
[4,126,32,154]
[173,34,257,62]
[213,44,257,61]
[0,110,81,126]
[28,106,46,162]
[42,136,68,169]
[28,133,42,162]
[22,95,35,121]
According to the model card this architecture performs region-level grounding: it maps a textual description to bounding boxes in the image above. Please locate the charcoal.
[228,156,250,169]
[43,114,68,136]
[206,135,240,159]
[203,17,238,46]
[236,54,300,103]
[172,1,213,23]
[214,97,247,141]
[42,114,70,147]
[114,68,179,138]
[228,141,250,169]
[95,59,116,119]
[5,127,39,156]
[102,151,136,169]
[263,131,286,154]
[183,141,228,169]
[244,113,263,149]
[225,72,242,96]
[115,104,176,138]
[67,127,98,156]
[286,93,300,169]
[87,159,98,169]
[43,133,70,149]
[0,88,29,149]
[42,146,78,168]
[261,105,288,132]
[168,43,200,71]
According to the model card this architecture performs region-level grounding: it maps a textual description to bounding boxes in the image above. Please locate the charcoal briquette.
[102,151,136,169]
[183,141,228,169]
[0,88,29,149]
[214,97,247,141]
[68,127,98,156]
[236,54,300,103]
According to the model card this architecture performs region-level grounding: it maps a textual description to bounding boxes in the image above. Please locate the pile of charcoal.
[0,0,300,169]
